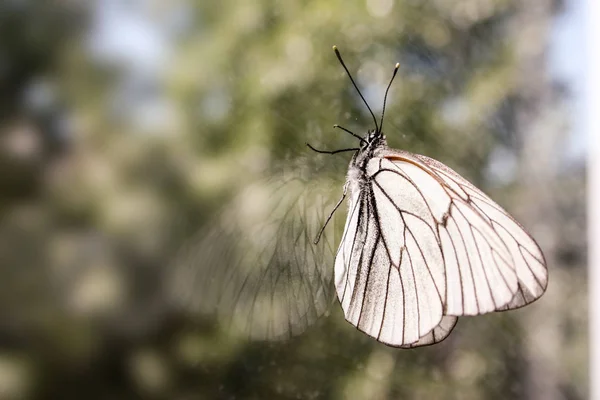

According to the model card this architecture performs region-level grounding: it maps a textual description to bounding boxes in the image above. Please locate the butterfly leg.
[306,143,359,154]
[313,182,348,244]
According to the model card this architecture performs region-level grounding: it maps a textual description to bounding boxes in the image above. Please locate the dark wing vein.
[340,194,364,306]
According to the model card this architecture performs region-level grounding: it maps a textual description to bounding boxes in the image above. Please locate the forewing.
[170,178,340,341]
[372,157,519,317]
[411,153,548,310]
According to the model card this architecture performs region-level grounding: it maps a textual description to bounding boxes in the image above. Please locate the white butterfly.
[307,46,549,348]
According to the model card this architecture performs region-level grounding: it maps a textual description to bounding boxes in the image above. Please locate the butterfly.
[305,46,549,348]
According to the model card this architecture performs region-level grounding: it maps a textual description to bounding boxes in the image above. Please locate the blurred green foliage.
[0,0,586,399]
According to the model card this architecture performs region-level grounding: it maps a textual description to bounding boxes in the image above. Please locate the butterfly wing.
[335,159,448,347]
[409,152,548,311]
[399,316,458,348]
[335,151,547,347]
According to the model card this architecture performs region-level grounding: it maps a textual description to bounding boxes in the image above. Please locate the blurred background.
[0,0,587,399]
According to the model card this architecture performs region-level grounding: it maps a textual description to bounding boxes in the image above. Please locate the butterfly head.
[361,129,387,150]
[367,130,378,142]
[350,128,386,168]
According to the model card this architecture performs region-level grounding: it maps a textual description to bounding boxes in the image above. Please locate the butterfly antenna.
[333,45,379,133]
[333,124,367,144]
[379,63,400,133]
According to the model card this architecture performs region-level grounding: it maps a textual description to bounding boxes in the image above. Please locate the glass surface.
[0,0,586,399]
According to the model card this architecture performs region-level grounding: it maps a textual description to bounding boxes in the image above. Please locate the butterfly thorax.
[347,131,388,195]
